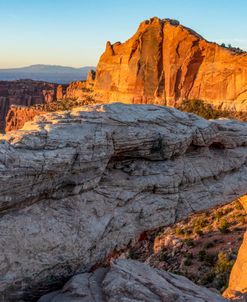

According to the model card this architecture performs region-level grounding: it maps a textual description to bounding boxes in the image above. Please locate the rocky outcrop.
[63,69,96,101]
[39,259,227,302]
[94,17,247,112]
[0,80,67,130]
[224,196,247,300]
[0,103,247,300]
[63,80,92,100]
[5,105,44,132]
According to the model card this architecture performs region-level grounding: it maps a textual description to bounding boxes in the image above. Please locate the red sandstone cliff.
[5,105,44,132]
[0,80,67,129]
[93,17,247,112]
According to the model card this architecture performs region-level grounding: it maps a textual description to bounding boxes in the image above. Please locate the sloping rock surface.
[0,103,247,300]
[94,17,247,112]
[39,259,228,302]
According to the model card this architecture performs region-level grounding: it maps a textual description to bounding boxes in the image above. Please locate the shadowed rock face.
[0,103,247,300]
[94,17,247,112]
[39,259,227,302]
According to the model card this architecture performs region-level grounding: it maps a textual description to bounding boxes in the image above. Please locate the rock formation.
[5,105,45,132]
[39,259,227,302]
[93,17,247,112]
[0,103,247,300]
[224,195,247,300]
[0,80,67,130]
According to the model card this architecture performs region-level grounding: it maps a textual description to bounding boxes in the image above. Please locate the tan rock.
[0,103,247,300]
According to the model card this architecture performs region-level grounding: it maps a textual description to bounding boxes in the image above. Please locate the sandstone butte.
[0,103,247,301]
[93,17,247,112]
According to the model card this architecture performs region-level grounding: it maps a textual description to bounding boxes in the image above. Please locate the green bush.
[184,238,195,247]
[215,209,224,221]
[178,100,227,120]
[175,227,185,236]
[218,219,230,233]
[214,252,234,292]
[200,271,216,285]
[204,241,215,249]
[215,252,234,274]
[235,200,244,211]
[194,226,203,236]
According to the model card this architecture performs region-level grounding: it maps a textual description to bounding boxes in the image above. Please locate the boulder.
[0,103,247,300]
[39,259,227,302]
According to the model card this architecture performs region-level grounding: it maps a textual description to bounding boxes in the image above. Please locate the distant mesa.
[0,64,96,84]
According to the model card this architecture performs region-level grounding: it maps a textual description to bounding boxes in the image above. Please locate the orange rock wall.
[94,18,247,112]
[224,196,247,300]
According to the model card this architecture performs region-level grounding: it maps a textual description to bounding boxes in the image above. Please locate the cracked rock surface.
[39,259,228,302]
[0,103,247,300]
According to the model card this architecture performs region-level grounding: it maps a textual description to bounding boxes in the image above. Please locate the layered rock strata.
[5,105,44,132]
[39,259,227,302]
[0,103,247,300]
[94,17,247,112]
[0,80,67,129]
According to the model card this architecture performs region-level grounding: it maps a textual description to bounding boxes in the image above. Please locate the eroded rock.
[0,103,246,300]
[94,17,247,112]
[39,259,228,302]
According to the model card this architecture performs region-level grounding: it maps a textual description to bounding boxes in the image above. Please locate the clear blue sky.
[0,0,246,68]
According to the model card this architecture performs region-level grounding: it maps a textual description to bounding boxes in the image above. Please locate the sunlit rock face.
[94,17,247,112]
[224,195,247,300]
[5,105,44,132]
[0,103,247,300]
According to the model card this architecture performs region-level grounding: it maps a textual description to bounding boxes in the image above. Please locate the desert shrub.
[159,253,169,262]
[184,253,193,266]
[214,252,234,291]
[197,250,215,266]
[215,252,234,274]
[197,250,207,262]
[204,241,215,249]
[184,238,195,247]
[183,229,193,236]
[237,214,246,225]
[194,226,203,236]
[235,200,244,211]
[215,209,224,221]
[184,258,192,266]
[175,227,185,236]
[218,219,230,233]
[223,207,233,215]
[194,217,208,228]
[128,249,138,260]
[178,100,228,120]
[200,271,216,285]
